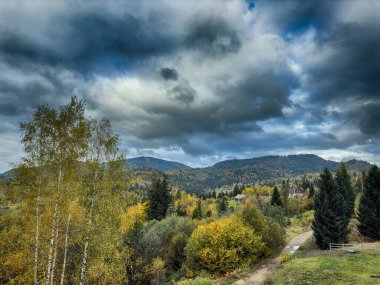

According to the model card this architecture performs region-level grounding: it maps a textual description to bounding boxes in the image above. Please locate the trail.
[233,231,313,285]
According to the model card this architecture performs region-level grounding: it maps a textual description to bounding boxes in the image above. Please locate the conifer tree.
[308,183,315,198]
[280,179,289,215]
[147,175,171,220]
[335,163,355,222]
[270,186,282,206]
[192,200,202,220]
[358,165,380,240]
[312,168,348,249]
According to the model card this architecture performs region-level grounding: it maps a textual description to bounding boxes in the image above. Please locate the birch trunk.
[46,167,62,285]
[60,205,72,285]
[33,191,40,285]
[79,200,93,285]
[50,215,60,285]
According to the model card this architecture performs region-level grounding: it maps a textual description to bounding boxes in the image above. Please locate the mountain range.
[127,156,191,171]
[166,154,371,194]
[0,154,372,194]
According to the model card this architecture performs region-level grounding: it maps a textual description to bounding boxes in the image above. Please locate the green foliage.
[335,163,355,222]
[271,186,282,206]
[312,168,349,249]
[185,215,265,273]
[358,165,380,240]
[262,204,287,227]
[240,203,286,255]
[192,200,203,220]
[142,216,195,270]
[217,196,228,214]
[147,175,172,220]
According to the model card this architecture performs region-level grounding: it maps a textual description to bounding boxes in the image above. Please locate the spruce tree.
[358,165,380,240]
[281,179,290,215]
[335,163,355,222]
[308,183,315,198]
[147,175,171,220]
[312,168,348,249]
[271,186,282,206]
[192,200,203,220]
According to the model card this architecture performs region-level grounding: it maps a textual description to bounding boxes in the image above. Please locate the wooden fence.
[329,243,354,250]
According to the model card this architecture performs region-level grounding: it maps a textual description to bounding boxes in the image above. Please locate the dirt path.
[233,231,313,285]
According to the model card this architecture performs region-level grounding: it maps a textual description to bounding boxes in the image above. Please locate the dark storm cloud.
[214,70,297,123]
[160,68,179,81]
[357,103,380,135]
[184,15,241,56]
[1,0,380,170]
[129,66,296,142]
[258,0,337,35]
[0,10,179,75]
[168,83,196,104]
[305,23,380,103]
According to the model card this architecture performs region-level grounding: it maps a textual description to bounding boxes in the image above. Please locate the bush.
[279,253,293,264]
[142,216,195,270]
[185,216,265,273]
[239,204,286,255]
[262,204,286,226]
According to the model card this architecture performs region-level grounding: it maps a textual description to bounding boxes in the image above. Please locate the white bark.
[33,191,40,285]
[50,215,60,285]
[46,168,62,285]
[60,206,71,285]
[79,200,93,285]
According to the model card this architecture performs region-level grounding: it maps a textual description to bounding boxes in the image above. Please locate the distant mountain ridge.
[0,155,372,194]
[166,154,372,194]
[127,156,191,172]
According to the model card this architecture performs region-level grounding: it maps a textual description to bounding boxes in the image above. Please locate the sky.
[0,0,380,171]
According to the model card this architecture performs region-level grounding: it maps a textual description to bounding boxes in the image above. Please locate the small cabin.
[289,187,304,197]
[235,194,246,203]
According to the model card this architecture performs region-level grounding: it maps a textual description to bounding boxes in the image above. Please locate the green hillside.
[167,155,371,194]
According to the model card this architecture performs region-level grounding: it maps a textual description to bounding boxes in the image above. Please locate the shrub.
[262,204,286,226]
[239,204,286,255]
[185,216,265,273]
[142,216,195,270]
[279,253,293,264]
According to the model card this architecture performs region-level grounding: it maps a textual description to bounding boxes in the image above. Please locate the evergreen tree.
[312,168,348,249]
[358,165,380,240]
[218,196,228,213]
[192,200,202,220]
[308,183,315,198]
[147,175,172,220]
[270,186,282,206]
[233,184,239,196]
[335,163,355,222]
[281,179,290,215]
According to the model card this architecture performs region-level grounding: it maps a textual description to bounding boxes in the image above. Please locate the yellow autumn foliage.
[185,215,265,273]
[120,203,147,234]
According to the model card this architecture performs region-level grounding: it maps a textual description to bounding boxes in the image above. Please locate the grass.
[265,252,380,285]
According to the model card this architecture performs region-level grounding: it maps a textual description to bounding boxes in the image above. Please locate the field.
[265,244,380,285]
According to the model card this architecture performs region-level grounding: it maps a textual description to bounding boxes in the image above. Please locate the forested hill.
[0,155,371,193]
[166,154,371,194]
[127,156,191,172]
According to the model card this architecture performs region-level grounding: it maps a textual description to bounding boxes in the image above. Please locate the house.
[289,187,304,197]
[235,194,246,202]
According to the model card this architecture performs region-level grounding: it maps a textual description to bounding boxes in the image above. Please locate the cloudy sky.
[0,0,379,171]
